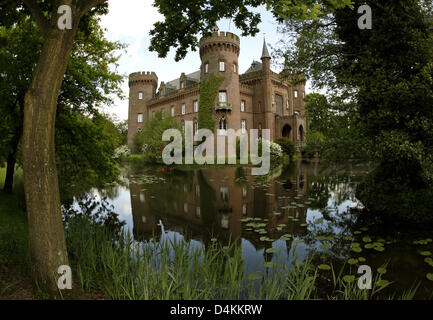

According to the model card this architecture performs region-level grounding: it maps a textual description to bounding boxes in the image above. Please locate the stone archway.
[282,124,292,139]
[299,125,305,142]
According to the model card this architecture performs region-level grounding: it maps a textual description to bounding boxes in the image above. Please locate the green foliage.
[0,12,125,190]
[55,110,121,200]
[198,75,224,131]
[134,110,181,163]
[276,1,433,222]
[150,0,352,61]
[275,137,295,159]
[302,93,368,162]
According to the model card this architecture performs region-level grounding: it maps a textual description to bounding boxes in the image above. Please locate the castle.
[128,28,307,152]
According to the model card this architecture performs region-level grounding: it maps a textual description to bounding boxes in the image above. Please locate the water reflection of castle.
[129,165,309,253]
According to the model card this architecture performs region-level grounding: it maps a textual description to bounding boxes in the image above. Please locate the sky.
[99,0,294,121]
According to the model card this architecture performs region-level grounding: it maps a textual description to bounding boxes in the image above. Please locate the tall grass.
[65,215,420,300]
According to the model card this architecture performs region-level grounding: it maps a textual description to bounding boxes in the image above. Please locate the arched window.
[299,125,304,141]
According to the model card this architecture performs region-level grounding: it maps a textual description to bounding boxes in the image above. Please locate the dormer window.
[180,81,185,89]
[219,61,225,72]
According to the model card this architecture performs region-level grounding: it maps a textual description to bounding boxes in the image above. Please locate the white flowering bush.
[255,139,283,158]
[113,145,130,159]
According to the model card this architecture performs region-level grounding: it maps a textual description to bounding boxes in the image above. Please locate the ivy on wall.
[198,74,224,131]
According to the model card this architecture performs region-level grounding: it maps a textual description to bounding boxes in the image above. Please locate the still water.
[71,162,433,298]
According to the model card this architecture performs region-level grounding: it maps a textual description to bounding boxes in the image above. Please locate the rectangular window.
[181,103,186,115]
[294,90,298,99]
[241,100,245,112]
[234,64,237,73]
[137,113,143,123]
[219,91,227,103]
[302,91,305,99]
[205,63,209,73]
[138,92,143,100]
[241,119,246,134]
[194,121,199,134]
[171,106,175,117]
[194,100,199,113]
[219,61,225,72]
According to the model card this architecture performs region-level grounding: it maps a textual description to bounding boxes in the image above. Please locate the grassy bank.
[66,214,420,300]
[0,167,33,299]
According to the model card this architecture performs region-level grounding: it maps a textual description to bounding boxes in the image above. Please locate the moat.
[68,162,433,299]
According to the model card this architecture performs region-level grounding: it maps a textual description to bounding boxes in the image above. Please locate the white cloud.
[100,0,163,40]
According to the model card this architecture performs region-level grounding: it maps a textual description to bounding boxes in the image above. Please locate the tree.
[0,11,124,195]
[150,0,353,61]
[0,0,111,293]
[276,0,433,222]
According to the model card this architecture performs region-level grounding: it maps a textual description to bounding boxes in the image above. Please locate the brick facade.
[128,29,307,152]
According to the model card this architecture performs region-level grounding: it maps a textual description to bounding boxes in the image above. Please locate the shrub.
[134,110,181,163]
[113,145,130,159]
[275,137,295,159]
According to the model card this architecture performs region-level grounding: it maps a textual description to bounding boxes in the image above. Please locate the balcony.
[215,102,232,112]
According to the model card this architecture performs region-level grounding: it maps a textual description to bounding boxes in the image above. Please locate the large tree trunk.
[22,24,79,293]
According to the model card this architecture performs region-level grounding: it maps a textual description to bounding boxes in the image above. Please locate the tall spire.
[261,37,271,59]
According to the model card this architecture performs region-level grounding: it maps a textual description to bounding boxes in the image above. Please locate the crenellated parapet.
[199,31,240,58]
[129,71,158,88]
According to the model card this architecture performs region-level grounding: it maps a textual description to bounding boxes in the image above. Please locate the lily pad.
[374,246,385,252]
[362,236,372,243]
[427,273,433,281]
[343,275,356,283]
[352,247,363,253]
[358,257,366,262]
[266,248,277,254]
[318,264,331,271]
[348,258,358,265]
[424,257,433,267]
[420,251,432,256]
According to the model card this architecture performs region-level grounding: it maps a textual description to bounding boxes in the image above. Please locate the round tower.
[199,28,241,131]
[128,71,158,151]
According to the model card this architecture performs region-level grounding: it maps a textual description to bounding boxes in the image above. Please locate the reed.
[65,215,420,300]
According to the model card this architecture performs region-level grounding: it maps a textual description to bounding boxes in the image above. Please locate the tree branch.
[22,0,50,35]
[78,0,106,17]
